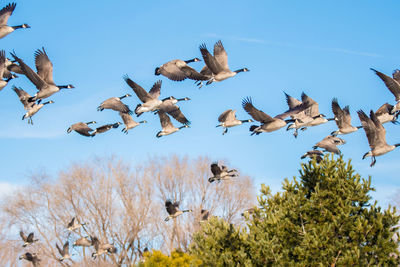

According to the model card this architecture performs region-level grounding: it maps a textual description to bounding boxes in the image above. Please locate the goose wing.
[158,110,174,129]
[148,80,162,99]
[19,230,27,241]
[358,110,381,150]
[0,3,15,26]
[0,50,6,79]
[371,68,400,101]
[73,123,94,136]
[375,103,393,115]
[35,48,54,85]
[218,109,233,122]
[119,112,135,126]
[63,241,69,255]
[211,163,222,175]
[284,92,302,109]
[213,40,229,70]
[10,52,47,91]
[370,110,388,148]
[56,243,63,256]
[158,63,188,81]
[123,75,153,102]
[332,98,346,128]
[13,86,32,110]
[27,233,34,242]
[199,43,223,75]
[95,124,113,134]
[199,65,213,77]
[242,97,274,123]
[100,97,131,113]
[301,93,319,117]
[167,107,190,125]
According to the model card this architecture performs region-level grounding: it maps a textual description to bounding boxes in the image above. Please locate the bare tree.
[0,154,255,266]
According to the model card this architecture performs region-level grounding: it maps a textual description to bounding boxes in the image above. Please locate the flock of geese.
[2,1,400,265]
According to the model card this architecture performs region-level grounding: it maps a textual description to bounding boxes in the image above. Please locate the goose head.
[177,97,191,101]
[21,24,31,29]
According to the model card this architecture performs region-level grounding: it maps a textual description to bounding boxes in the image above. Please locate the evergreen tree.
[138,249,201,267]
[190,155,400,266]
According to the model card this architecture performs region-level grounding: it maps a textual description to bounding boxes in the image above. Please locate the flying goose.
[13,86,54,124]
[56,241,71,262]
[371,68,400,113]
[91,237,117,259]
[313,135,346,155]
[157,96,191,125]
[155,58,208,82]
[208,162,237,183]
[20,230,38,247]
[0,50,17,91]
[330,98,361,136]
[119,112,147,134]
[241,208,255,217]
[216,109,253,135]
[10,48,74,103]
[73,236,93,248]
[285,93,330,137]
[67,122,96,137]
[375,103,400,125]
[0,3,30,39]
[19,252,40,267]
[97,94,132,114]
[156,110,189,137]
[92,122,121,135]
[357,109,400,167]
[300,150,324,163]
[242,97,286,135]
[123,75,162,116]
[67,217,85,232]
[198,40,249,86]
[164,200,192,221]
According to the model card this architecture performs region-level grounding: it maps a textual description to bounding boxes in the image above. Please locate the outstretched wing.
[213,40,229,70]
[211,163,221,175]
[123,75,152,103]
[371,68,400,101]
[242,97,274,123]
[35,47,54,85]
[0,3,15,26]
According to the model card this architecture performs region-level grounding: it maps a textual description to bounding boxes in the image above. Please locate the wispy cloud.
[202,33,382,58]
[0,182,20,198]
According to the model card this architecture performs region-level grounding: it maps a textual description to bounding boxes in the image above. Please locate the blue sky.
[1,0,400,207]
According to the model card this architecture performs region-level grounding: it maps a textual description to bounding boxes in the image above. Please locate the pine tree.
[189,155,400,266]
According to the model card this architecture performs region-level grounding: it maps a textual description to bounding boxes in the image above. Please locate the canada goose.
[357,109,400,167]
[198,40,249,86]
[157,96,191,125]
[209,162,237,183]
[119,112,147,134]
[67,122,96,137]
[371,68,400,113]
[10,48,74,103]
[156,110,189,137]
[13,86,54,124]
[285,93,330,137]
[216,109,253,135]
[19,252,40,267]
[0,3,30,39]
[200,209,210,222]
[313,135,346,155]
[67,217,85,232]
[97,94,132,114]
[164,200,192,221]
[0,50,17,90]
[331,98,361,136]
[242,97,286,135]
[56,241,71,262]
[155,58,208,82]
[20,230,38,247]
[92,122,121,135]
[91,236,117,259]
[73,237,93,248]
[375,103,400,125]
[123,75,162,116]
[300,150,324,163]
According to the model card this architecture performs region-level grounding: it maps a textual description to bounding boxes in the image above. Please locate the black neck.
[120,95,128,99]
[395,144,400,147]
[13,25,25,29]
[234,68,247,73]
[5,76,13,82]
[43,101,52,105]
[184,58,197,64]
[240,119,250,123]
[58,85,70,89]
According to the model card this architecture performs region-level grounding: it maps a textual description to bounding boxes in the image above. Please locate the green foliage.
[190,217,252,266]
[189,155,400,266]
[139,249,201,267]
